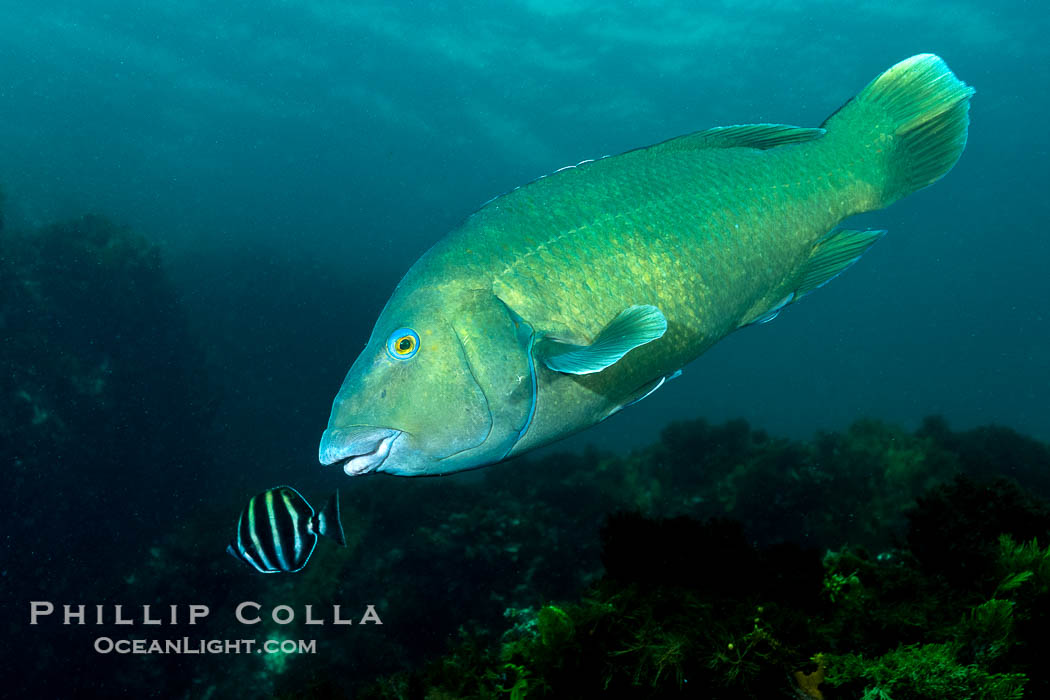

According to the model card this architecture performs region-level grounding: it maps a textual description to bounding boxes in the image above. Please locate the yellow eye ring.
[386,328,419,360]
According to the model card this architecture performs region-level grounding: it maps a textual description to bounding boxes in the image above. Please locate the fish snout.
[319,426,402,475]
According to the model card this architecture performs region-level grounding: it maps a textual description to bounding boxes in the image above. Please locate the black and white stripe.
[229,486,318,573]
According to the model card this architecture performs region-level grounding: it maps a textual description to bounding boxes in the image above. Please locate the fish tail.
[316,490,347,546]
[822,54,974,208]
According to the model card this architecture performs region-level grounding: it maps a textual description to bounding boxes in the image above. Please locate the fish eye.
[386,328,420,360]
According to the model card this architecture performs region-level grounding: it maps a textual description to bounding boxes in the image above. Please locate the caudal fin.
[822,54,974,207]
[316,490,347,546]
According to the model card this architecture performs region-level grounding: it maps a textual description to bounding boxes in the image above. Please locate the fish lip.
[319,426,403,474]
[339,432,401,476]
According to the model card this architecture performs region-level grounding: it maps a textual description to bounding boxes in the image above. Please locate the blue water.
[4,1,1046,476]
[2,1,1048,695]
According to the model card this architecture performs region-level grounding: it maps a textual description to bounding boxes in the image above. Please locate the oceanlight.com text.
[93,637,317,655]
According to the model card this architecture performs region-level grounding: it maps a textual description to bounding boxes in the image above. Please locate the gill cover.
[444,292,537,467]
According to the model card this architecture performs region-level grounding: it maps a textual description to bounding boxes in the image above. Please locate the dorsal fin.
[648,123,826,154]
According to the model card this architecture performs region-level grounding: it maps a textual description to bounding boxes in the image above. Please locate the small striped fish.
[227,486,346,573]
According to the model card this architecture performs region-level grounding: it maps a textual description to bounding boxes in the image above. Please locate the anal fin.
[796,228,887,297]
[743,292,795,327]
[740,228,886,328]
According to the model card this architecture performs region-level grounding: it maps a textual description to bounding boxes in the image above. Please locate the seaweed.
[823,642,1026,699]
[354,415,1050,699]
[906,476,1050,591]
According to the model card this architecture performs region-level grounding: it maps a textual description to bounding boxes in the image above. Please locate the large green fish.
[320,54,973,477]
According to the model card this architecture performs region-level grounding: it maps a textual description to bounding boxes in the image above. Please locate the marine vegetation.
[326,419,1047,699]
[358,472,1050,699]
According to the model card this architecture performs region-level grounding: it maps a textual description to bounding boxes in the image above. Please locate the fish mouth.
[318,426,403,475]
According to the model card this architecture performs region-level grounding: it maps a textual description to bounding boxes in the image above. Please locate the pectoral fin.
[537,305,667,375]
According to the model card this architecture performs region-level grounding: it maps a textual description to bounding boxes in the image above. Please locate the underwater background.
[2,1,1048,698]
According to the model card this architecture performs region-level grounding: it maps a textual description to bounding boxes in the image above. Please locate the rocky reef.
[346,420,1050,700]
[84,414,1049,699]
[3,196,216,694]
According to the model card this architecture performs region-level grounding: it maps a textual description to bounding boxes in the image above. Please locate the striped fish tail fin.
[316,490,347,546]
[822,54,974,208]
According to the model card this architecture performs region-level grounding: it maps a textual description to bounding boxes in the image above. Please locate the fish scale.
[413,155,817,450]
[463,146,833,359]
[320,54,974,476]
